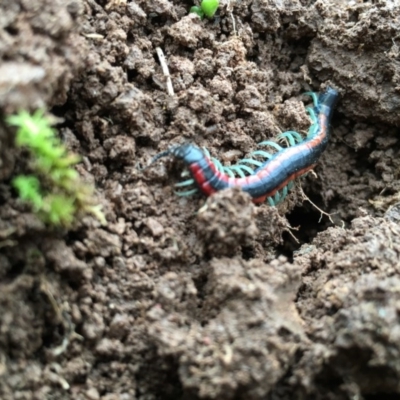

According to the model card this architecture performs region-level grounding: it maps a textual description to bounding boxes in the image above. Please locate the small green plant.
[190,0,220,19]
[8,110,105,227]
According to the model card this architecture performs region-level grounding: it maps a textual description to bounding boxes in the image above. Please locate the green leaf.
[201,0,219,17]
[190,5,205,18]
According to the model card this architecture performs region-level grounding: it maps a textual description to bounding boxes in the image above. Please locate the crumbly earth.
[1,0,400,399]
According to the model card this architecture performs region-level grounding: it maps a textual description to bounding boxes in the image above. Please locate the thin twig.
[227,0,237,36]
[299,185,335,224]
[285,224,300,244]
[155,47,174,96]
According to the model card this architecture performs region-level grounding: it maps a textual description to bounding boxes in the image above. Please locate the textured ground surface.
[1,0,400,399]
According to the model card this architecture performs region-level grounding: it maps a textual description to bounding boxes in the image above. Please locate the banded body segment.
[149,87,339,205]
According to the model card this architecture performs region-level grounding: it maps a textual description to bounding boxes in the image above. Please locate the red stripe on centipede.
[189,162,218,196]
[250,113,329,199]
[252,164,316,203]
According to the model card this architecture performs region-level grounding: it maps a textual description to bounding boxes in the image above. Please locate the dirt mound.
[1,1,400,399]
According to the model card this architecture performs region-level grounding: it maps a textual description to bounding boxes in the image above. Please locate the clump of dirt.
[2,0,400,399]
[195,187,259,257]
[148,256,303,399]
[0,0,86,182]
[294,210,400,397]
[0,0,86,113]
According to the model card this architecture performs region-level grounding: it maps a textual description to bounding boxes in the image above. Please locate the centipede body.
[148,87,339,205]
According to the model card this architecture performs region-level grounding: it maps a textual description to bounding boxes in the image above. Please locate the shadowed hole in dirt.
[286,38,313,70]
[4,25,18,36]
[4,260,25,282]
[40,321,65,355]
[127,68,139,82]
[136,136,155,148]
[135,356,183,400]
[241,245,256,260]
[277,196,332,258]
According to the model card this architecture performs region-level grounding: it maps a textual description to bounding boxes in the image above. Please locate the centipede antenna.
[258,141,283,152]
[304,91,319,107]
[175,179,195,187]
[142,148,173,170]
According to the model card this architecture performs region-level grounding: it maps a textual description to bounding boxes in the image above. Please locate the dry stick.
[155,47,174,96]
[40,277,83,357]
[226,0,237,36]
[285,223,300,244]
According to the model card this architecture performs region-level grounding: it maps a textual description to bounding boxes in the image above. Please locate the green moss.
[8,110,106,227]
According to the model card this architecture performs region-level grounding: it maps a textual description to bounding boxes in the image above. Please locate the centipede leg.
[277,131,303,146]
[239,158,262,168]
[306,107,318,124]
[258,141,283,152]
[273,191,281,204]
[250,150,273,160]
[227,165,246,178]
[234,164,255,175]
[175,188,199,197]
[281,185,288,199]
[223,167,235,178]
[304,91,319,107]
[175,179,195,188]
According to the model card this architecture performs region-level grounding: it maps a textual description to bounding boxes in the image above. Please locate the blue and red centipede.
[147,87,339,206]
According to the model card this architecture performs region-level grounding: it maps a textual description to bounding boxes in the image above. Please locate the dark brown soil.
[1,1,400,399]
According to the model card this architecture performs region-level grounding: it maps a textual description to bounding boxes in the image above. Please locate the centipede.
[147,87,339,206]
